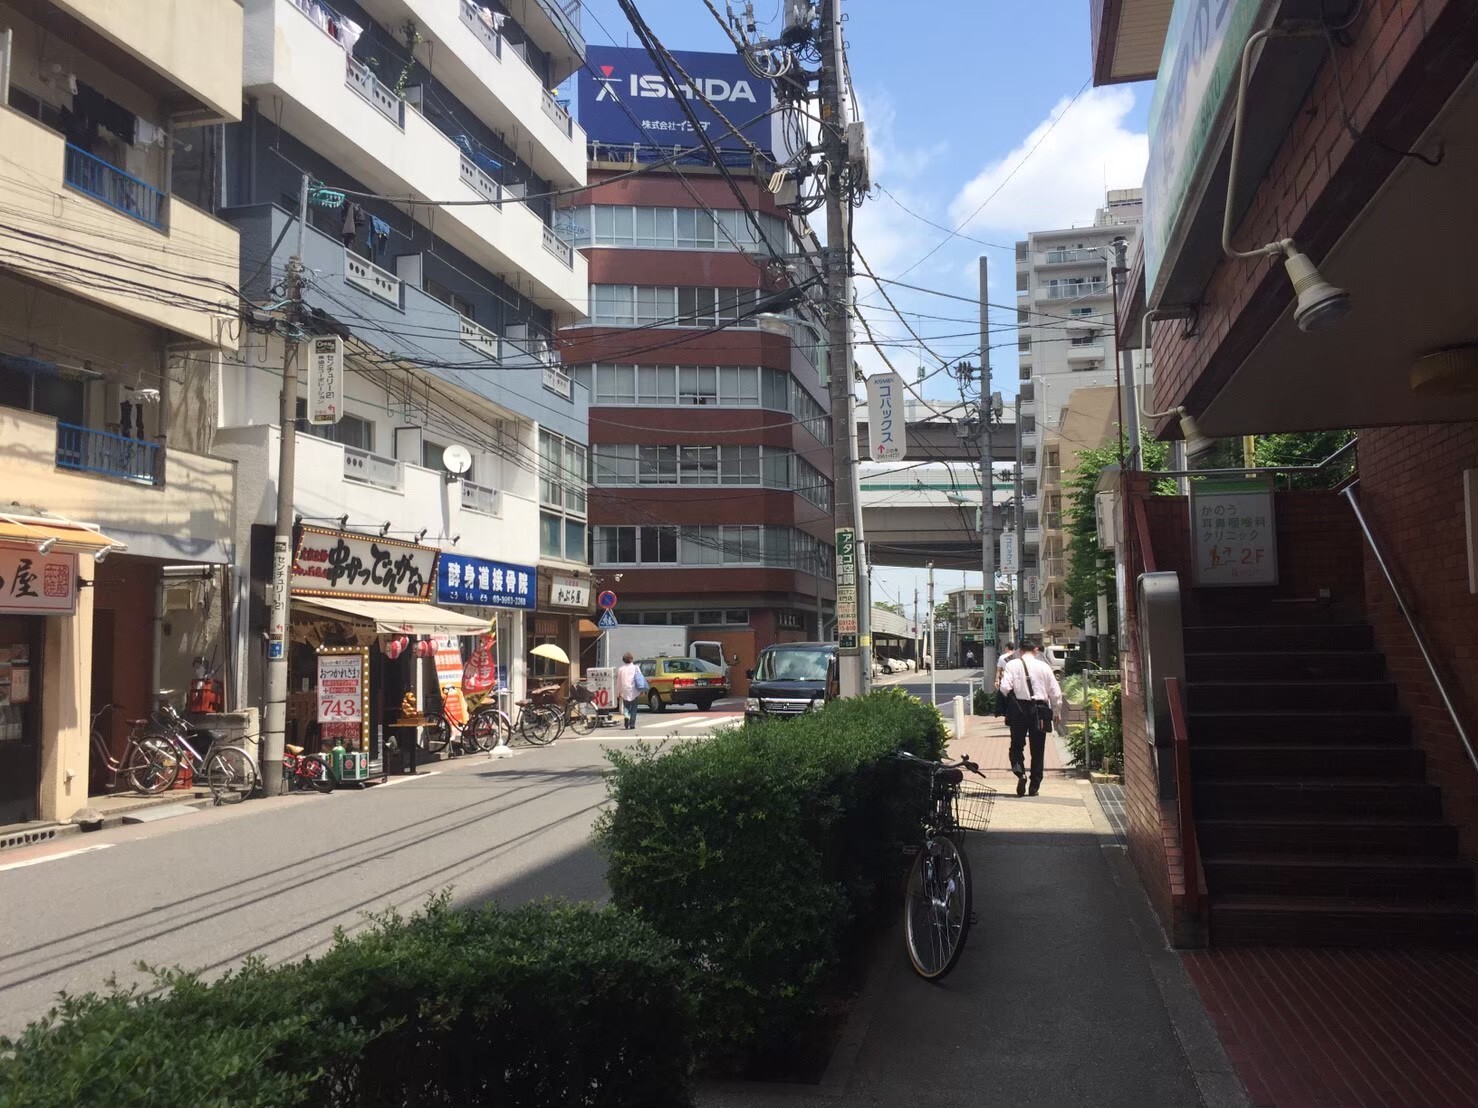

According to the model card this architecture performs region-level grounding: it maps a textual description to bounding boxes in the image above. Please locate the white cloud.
[947,87,1147,234]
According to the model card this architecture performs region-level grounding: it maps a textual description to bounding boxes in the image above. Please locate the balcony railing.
[63,145,166,230]
[1043,248,1100,265]
[343,446,401,490]
[542,364,574,399]
[541,224,574,267]
[459,155,502,204]
[344,249,402,306]
[1046,282,1108,300]
[55,422,163,485]
[460,0,504,58]
[346,56,404,127]
[542,90,574,136]
[458,315,501,360]
[460,480,502,516]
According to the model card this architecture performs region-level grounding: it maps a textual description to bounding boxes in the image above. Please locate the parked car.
[637,656,729,711]
[1044,643,1077,676]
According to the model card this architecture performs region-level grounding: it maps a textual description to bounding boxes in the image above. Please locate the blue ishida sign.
[579,46,776,156]
[436,554,536,610]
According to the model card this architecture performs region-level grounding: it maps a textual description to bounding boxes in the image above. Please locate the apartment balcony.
[229,204,590,440]
[1044,282,1110,300]
[214,423,540,570]
[243,0,587,315]
[3,406,235,563]
[349,0,587,186]
[0,110,239,347]
[1042,464,1062,489]
[1043,557,1065,579]
[47,0,244,123]
[1038,248,1103,266]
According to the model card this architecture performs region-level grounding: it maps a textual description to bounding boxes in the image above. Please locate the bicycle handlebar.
[891,749,985,778]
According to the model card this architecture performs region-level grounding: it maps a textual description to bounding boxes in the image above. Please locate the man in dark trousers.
[998,640,1063,797]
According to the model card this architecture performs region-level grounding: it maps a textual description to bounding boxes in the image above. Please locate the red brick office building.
[1093,0,1478,950]
[559,159,835,690]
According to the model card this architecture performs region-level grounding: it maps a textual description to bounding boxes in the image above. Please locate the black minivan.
[744,642,839,722]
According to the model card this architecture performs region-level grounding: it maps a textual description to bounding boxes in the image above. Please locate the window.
[0,365,85,424]
[296,400,374,450]
[679,445,719,484]
[425,278,476,320]
[595,364,637,404]
[1070,332,1099,347]
[1070,306,1095,316]
[538,429,588,562]
[678,366,718,405]
[720,444,761,484]
[640,444,678,483]
[594,526,833,573]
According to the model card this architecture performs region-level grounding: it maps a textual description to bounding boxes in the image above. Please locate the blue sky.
[576,0,1153,615]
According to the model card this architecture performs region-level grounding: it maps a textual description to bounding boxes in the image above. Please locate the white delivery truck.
[601,626,728,676]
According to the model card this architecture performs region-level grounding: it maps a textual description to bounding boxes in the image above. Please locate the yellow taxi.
[637,656,730,711]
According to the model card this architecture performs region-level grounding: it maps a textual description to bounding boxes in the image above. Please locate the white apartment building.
[1014,188,1145,644]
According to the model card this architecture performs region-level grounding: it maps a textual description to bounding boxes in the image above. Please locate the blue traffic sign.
[597,609,619,629]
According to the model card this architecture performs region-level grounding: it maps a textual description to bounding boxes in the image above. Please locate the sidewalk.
[701,716,1245,1108]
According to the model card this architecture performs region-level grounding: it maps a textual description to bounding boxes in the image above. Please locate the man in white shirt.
[615,652,643,730]
[998,640,1063,797]
[994,641,1018,692]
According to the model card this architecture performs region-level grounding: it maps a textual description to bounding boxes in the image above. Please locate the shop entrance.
[0,616,41,824]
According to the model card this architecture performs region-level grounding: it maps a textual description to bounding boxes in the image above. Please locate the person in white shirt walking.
[998,640,1063,797]
[994,641,1018,692]
[615,652,644,730]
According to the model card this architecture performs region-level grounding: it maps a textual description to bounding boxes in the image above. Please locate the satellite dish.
[442,444,473,476]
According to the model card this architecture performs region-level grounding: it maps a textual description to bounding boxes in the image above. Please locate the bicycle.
[486,686,565,749]
[282,743,335,794]
[87,704,179,795]
[560,682,597,737]
[424,699,503,757]
[893,750,996,981]
[152,703,261,805]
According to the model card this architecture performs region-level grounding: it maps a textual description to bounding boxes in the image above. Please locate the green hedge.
[0,900,693,1108]
[595,689,945,1068]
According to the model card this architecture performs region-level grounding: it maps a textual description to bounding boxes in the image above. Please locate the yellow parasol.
[530,643,571,665]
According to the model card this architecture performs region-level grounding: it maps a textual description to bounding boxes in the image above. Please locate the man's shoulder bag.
[1019,659,1054,731]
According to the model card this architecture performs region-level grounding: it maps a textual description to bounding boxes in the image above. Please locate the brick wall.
[1356,422,1478,859]
[1149,0,1478,426]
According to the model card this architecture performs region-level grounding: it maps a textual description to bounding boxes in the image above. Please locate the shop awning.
[295,595,491,636]
[0,515,125,557]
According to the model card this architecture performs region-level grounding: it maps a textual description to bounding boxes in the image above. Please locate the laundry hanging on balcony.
[453,134,503,176]
[74,82,135,145]
[369,216,391,255]
[341,201,366,246]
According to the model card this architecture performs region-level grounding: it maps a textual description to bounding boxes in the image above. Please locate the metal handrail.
[1165,676,1205,915]
[1154,436,1359,481]
[1342,484,1477,775]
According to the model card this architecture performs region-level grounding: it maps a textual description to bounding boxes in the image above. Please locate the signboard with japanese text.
[1190,478,1278,587]
[549,573,590,610]
[585,666,616,712]
[292,528,435,601]
[1026,575,1041,604]
[865,373,907,462]
[307,336,344,425]
[315,646,371,761]
[435,552,536,609]
[1000,532,1018,574]
[0,548,76,615]
[579,45,778,157]
[317,652,364,723]
[835,527,858,649]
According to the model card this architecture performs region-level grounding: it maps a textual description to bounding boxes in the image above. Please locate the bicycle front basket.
[951,780,997,833]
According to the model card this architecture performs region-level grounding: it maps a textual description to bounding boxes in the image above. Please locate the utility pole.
[1014,394,1027,642]
[927,562,936,707]
[262,174,310,797]
[913,586,919,668]
[819,0,868,695]
[977,256,997,682]
[1110,236,1141,470]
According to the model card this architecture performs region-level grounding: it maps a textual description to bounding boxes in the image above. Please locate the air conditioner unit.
[1094,489,1120,551]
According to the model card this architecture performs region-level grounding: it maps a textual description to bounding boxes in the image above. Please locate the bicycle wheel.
[461,708,494,752]
[126,737,180,794]
[566,703,596,737]
[423,713,452,755]
[520,706,558,746]
[206,746,259,805]
[904,834,973,981]
[301,755,335,794]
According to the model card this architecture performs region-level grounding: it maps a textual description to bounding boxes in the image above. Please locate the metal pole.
[978,256,997,681]
[927,562,936,708]
[261,173,309,798]
[821,0,867,696]
[1014,395,1026,642]
[1111,236,1141,471]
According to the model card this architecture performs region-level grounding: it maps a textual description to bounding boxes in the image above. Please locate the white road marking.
[377,771,443,787]
[0,843,115,872]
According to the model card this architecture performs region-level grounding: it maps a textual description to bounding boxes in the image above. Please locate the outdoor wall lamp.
[1222,25,1351,333]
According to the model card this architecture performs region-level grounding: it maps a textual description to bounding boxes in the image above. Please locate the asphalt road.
[0,705,740,1036]
[876,665,985,707]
